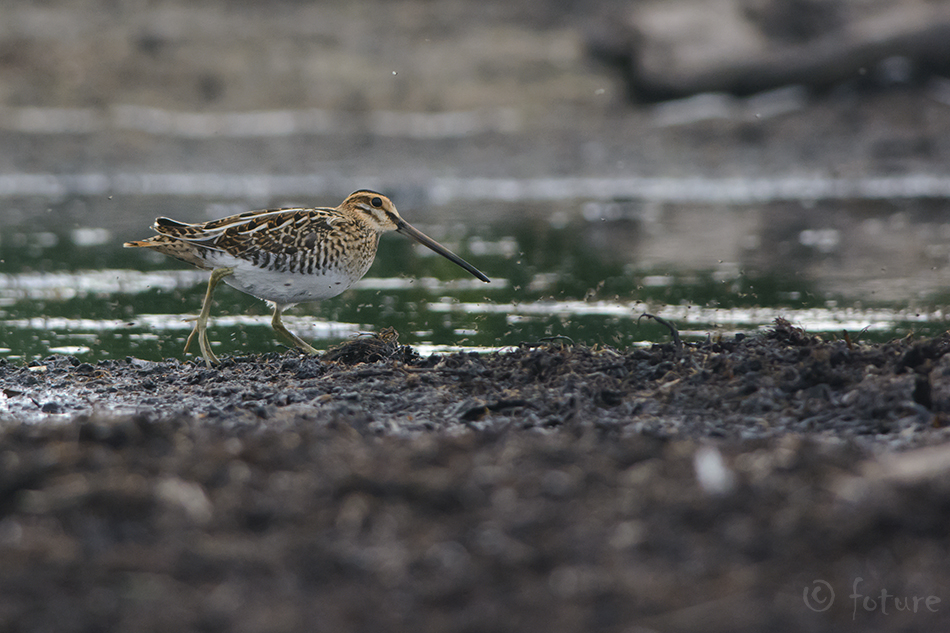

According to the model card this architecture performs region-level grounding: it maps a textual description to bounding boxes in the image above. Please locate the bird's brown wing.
[161,207,346,253]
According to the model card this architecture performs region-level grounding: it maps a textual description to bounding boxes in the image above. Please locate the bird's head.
[344,190,402,232]
[343,189,490,283]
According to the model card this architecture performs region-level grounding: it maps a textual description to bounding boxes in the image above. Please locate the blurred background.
[1,0,950,361]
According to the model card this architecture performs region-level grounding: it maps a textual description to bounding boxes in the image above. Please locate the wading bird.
[124,190,489,366]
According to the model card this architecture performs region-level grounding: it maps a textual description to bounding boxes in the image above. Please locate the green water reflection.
[0,209,945,362]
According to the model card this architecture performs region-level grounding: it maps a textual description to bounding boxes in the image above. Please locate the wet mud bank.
[2,321,950,631]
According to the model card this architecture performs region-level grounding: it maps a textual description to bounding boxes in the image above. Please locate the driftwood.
[588,0,950,103]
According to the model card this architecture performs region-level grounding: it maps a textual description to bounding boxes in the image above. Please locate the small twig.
[539,335,575,345]
[638,313,683,354]
[351,366,478,379]
[404,367,478,377]
[854,325,872,345]
[522,335,575,349]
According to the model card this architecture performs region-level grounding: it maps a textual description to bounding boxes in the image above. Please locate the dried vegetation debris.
[1,319,949,441]
[2,322,950,630]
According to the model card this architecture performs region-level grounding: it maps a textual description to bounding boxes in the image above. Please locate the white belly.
[210,254,356,306]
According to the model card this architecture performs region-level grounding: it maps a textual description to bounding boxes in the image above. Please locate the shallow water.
[0,187,947,363]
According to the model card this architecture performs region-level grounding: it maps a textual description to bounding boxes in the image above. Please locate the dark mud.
[2,321,950,632]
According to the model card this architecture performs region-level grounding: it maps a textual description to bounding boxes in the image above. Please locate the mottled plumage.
[125,190,489,366]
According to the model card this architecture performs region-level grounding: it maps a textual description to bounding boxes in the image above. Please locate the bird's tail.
[123,238,158,248]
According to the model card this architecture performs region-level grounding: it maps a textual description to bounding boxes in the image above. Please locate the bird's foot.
[184,317,219,367]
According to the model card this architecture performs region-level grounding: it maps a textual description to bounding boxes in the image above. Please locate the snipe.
[124,190,489,366]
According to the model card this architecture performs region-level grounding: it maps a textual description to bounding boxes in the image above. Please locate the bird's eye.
[371,196,383,208]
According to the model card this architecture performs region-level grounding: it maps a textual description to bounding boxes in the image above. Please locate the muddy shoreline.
[2,321,950,631]
[3,320,949,444]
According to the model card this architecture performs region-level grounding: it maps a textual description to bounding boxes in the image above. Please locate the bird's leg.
[271,303,319,355]
[184,267,234,367]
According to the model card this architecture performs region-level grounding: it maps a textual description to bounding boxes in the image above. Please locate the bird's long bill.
[396,220,490,283]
